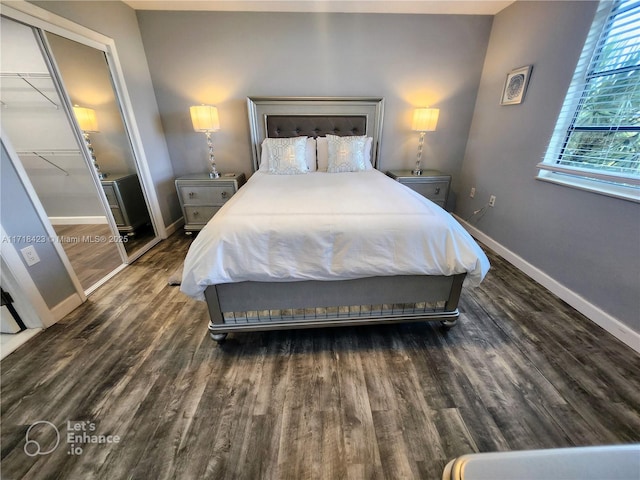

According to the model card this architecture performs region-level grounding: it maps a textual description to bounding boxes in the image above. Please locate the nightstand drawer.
[386,170,451,209]
[184,206,219,224]
[405,181,449,202]
[102,185,118,207]
[175,173,246,233]
[101,173,151,234]
[110,207,124,226]
[178,184,235,206]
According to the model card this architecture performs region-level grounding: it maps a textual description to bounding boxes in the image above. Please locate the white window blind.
[538,0,640,202]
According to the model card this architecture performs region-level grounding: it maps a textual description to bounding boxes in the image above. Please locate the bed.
[181,97,490,343]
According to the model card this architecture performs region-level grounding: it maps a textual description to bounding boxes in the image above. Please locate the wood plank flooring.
[52,224,123,290]
[1,233,639,479]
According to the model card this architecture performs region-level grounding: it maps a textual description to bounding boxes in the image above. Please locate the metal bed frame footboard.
[204,274,465,342]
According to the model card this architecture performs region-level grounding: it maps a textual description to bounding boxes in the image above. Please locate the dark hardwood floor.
[1,233,639,479]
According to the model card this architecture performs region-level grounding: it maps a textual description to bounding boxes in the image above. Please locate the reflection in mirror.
[44,32,157,256]
[0,16,123,291]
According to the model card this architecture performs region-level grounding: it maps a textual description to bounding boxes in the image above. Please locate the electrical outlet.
[470,187,476,198]
[489,195,496,207]
[20,245,41,266]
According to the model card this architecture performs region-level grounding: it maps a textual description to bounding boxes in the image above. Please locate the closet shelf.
[0,72,59,108]
[15,150,82,176]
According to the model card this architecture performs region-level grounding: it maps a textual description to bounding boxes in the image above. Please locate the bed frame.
[204,97,465,343]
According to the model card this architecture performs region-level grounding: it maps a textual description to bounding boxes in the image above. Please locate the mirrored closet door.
[0,14,159,294]
[44,32,157,258]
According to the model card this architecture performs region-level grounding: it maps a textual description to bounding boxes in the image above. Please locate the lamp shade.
[190,105,220,132]
[412,108,439,132]
[73,106,99,132]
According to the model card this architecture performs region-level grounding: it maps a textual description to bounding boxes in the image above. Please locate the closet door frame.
[0,3,164,326]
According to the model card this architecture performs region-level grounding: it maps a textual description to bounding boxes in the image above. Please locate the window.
[538,0,640,202]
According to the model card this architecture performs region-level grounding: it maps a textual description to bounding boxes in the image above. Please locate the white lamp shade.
[73,106,99,132]
[190,105,220,132]
[412,108,439,132]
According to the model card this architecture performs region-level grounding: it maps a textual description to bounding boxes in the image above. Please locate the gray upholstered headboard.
[247,97,384,171]
[265,115,367,138]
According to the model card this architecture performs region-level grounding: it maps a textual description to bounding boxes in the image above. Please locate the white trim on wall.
[0,225,54,328]
[456,215,640,353]
[49,216,109,225]
[104,42,167,239]
[50,291,83,320]
[164,216,185,238]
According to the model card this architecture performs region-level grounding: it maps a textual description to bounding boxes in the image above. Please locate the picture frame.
[500,65,532,105]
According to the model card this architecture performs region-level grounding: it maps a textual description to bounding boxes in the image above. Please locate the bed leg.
[440,318,458,330]
[209,332,228,344]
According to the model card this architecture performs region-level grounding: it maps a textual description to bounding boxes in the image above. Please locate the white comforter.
[181,170,489,301]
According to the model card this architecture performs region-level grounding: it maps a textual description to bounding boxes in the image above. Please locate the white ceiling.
[123,0,515,15]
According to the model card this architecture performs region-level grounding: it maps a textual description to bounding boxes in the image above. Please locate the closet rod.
[16,150,82,176]
[0,72,52,78]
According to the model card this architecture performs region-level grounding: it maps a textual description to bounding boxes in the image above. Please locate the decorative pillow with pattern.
[260,137,315,173]
[265,136,309,174]
[326,134,368,173]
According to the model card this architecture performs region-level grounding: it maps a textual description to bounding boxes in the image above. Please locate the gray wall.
[31,1,181,228]
[135,10,493,192]
[456,1,640,332]
[1,142,77,308]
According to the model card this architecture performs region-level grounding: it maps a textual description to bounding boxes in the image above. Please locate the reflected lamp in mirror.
[190,105,221,178]
[411,107,439,176]
[73,105,105,179]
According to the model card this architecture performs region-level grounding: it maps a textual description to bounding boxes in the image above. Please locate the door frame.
[1,134,85,325]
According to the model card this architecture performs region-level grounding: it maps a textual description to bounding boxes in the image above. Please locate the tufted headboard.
[247,97,384,171]
[265,115,367,138]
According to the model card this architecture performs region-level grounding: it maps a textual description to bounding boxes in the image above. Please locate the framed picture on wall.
[500,65,532,105]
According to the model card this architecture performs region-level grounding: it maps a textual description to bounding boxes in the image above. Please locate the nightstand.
[387,170,451,209]
[101,173,151,234]
[175,173,246,233]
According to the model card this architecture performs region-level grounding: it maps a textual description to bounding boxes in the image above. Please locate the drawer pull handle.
[188,191,195,198]
[434,187,441,195]
[221,191,228,199]
[193,210,199,216]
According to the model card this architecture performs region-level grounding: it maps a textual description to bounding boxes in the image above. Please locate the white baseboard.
[49,216,108,225]
[164,216,185,238]
[1,305,22,333]
[85,264,127,296]
[0,328,43,360]
[455,215,640,353]
[50,293,83,325]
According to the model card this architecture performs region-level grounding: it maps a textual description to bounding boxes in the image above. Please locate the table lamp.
[190,105,221,178]
[411,107,439,175]
[73,105,105,179]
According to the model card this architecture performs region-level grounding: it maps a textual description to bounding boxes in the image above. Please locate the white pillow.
[317,136,329,171]
[364,136,373,168]
[326,134,368,173]
[265,136,308,175]
[317,136,372,172]
[259,137,316,172]
[306,137,317,172]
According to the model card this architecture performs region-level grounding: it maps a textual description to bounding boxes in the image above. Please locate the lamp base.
[412,168,423,176]
[209,171,220,179]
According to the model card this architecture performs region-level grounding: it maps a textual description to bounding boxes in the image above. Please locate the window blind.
[538,0,640,200]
